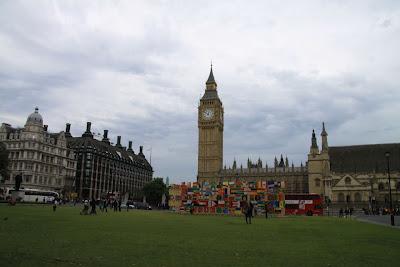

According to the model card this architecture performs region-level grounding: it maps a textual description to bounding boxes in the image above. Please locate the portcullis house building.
[65,122,153,200]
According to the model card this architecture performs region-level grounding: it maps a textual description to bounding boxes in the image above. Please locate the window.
[338,193,345,202]
[378,183,385,191]
[345,177,351,185]
[315,178,321,187]
[354,192,362,202]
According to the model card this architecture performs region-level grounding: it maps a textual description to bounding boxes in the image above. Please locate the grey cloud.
[1,1,400,183]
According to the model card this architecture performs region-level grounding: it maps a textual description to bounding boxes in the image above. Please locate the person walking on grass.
[90,197,97,215]
[247,202,254,224]
[241,197,253,224]
[53,199,58,212]
[265,202,268,219]
[80,200,89,215]
[241,197,249,224]
[103,199,108,213]
[113,199,118,212]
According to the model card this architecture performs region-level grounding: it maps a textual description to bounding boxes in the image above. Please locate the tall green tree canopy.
[142,178,167,205]
[0,142,9,182]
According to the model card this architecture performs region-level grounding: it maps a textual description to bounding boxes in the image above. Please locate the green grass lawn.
[0,205,399,267]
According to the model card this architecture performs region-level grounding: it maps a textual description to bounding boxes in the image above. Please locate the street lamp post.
[385,152,395,226]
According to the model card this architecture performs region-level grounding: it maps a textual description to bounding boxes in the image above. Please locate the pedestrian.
[190,204,194,215]
[103,199,108,212]
[241,198,249,224]
[80,200,89,215]
[247,202,254,224]
[344,208,349,218]
[53,199,58,212]
[113,200,118,212]
[339,208,343,218]
[118,199,122,212]
[265,202,268,219]
[99,199,103,212]
[90,197,97,215]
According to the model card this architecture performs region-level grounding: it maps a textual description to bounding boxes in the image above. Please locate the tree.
[0,142,9,183]
[142,178,167,205]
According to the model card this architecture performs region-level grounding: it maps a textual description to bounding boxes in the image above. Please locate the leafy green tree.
[0,142,9,183]
[142,178,167,205]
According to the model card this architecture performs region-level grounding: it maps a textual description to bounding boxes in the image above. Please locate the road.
[356,215,400,228]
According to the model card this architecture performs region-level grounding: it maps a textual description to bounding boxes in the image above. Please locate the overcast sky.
[1,1,399,183]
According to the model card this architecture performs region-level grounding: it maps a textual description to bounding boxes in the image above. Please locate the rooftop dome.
[26,107,43,126]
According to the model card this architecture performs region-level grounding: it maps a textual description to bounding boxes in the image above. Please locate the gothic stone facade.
[308,127,400,208]
[220,156,308,194]
[197,68,308,193]
[197,67,224,183]
[197,68,400,207]
[0,108,76,194]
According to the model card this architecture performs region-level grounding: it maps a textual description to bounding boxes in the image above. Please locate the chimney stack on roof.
[82,122,93,138]
[65,123,72,137]
[102,130,110,144]
[116,136,122,148]
[127,141,134,153]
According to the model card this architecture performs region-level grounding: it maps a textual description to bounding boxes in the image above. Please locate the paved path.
[355,215,400,228]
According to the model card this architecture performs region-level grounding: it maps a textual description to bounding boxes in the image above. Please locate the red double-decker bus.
[284,194,323,216]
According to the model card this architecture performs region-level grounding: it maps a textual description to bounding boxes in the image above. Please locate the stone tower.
[307,123,332,199]
[197,66,224,184]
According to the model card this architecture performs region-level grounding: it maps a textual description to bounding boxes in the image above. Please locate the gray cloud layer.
[1,1,399,182]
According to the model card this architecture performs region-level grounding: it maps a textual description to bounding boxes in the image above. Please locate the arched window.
[338,193,345,202]
[346,195,351,203]
[345,177,351,185]
[315,178,321,187]
[354,192,362,202]
[378,183,385,191]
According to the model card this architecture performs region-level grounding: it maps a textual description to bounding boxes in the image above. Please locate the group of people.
[338,207,353,218]
[79,198,98,215]
[241,200,255,224]
[362,207,400,216]
[79,198,123,215]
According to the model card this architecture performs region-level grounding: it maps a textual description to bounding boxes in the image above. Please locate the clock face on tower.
[202,108,214,120]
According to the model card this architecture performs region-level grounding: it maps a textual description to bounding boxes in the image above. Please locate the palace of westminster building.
[197,67,400,207]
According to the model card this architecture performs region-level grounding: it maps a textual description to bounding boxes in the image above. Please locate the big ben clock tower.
[197,66,224,184]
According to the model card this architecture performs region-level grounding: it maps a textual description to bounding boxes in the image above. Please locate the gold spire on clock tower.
[197,65,224,185]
